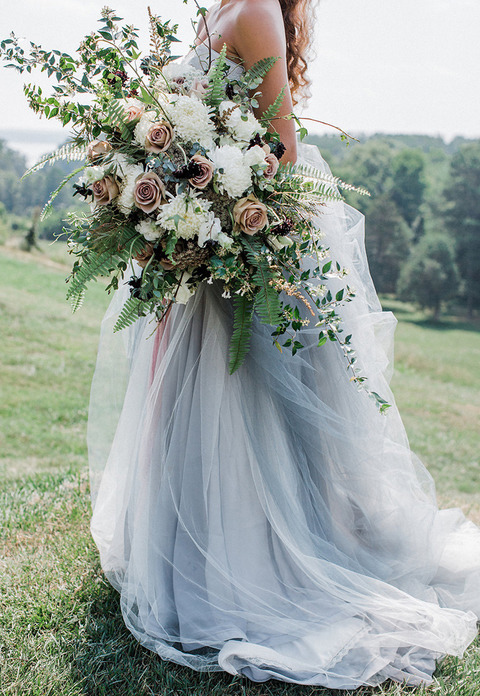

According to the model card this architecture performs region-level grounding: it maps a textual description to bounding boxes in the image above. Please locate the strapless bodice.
[182,43,245,79]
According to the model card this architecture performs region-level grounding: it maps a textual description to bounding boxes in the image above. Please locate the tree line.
[307,133,480,319]
[0,133,479,318]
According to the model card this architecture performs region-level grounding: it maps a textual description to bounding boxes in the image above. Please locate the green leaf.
[66,250,115,301]
[228,295,254,374]
[242,56,278,90]
[322,260,332,274]
[21,142,87,179]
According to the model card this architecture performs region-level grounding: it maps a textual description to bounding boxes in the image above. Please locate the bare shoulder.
[234,0,286,56]
[236,0,284,31]
[236,0,283,21]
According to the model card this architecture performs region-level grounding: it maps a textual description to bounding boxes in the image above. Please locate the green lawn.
[0,245,479,696]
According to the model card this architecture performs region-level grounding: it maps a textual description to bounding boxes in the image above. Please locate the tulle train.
[87,142,480,688]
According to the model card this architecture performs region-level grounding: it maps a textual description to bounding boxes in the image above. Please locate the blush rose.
[188,154,214,189]
[134,172,166,213]
[233,194,268,235]
[86,140,112,161]
[135,243,154,268]
[264,153,279,179]
[190,77,209,98]
[125,102,144,122]
[145,122,174,153]
[91,176,120,207]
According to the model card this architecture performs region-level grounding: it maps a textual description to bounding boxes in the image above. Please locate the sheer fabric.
[87,46,480,688]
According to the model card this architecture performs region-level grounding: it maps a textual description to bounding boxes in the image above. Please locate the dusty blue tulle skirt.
[87,142,479,688]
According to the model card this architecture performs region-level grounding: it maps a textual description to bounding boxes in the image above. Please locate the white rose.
[136,219,163,242]
[197,212,222,247]
[83,166,105,184]
[217,231,234,249]
[244,145,267,169]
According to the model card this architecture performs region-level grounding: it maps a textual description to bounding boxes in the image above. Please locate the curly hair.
[279,0,317,105]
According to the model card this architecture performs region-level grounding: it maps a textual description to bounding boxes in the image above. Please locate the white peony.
[164,94,215,148]
[136,219,163,242]
[219,100,266,143]
[133,111,155,148]
[116,163,144,212]
[209,145,252,198]
[157,191,212,240]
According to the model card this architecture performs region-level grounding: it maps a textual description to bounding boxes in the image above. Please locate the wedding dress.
[87,45,480,688]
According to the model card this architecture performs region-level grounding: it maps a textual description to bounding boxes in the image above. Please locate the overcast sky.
[1,0,479,163]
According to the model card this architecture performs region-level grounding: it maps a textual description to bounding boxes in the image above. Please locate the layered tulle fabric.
[87,47,480,689]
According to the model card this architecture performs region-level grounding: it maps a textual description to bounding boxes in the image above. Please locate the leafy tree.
[391,149,426,228]
[445,142,480,317]
[364,194,412,294]
[396,235,459,320]
[338,140,396,214]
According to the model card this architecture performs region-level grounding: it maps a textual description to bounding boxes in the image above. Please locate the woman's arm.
[232,0,297,163]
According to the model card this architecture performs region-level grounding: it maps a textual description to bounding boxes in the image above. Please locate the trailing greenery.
[243,236,283,325]
[21,142,87,178]
[228,295,254,374]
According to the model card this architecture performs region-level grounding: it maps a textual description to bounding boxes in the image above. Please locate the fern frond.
[260,85,286,123]
[242,57,278,90]
[293,163,370,197]
[66,251,115,300]
[113,296,145,332]
[229,295,254,374]
[242,237,283,326]
[40,165,86,220]
[205,43,228,107]
[103,99,129,130]
[21,143,87,180]
[69,287,85,313]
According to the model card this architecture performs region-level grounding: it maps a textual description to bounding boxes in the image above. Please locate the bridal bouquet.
[1,8,388,410]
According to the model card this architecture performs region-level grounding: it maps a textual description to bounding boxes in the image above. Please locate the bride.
[87,0,480,688]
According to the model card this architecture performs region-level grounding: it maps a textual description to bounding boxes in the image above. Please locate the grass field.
[1,243,479,696]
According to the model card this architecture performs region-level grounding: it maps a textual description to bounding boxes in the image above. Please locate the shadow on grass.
[65,572,378,696]
[65,568,462,696]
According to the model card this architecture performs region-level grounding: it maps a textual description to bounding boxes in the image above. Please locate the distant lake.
[0,128,66,166]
